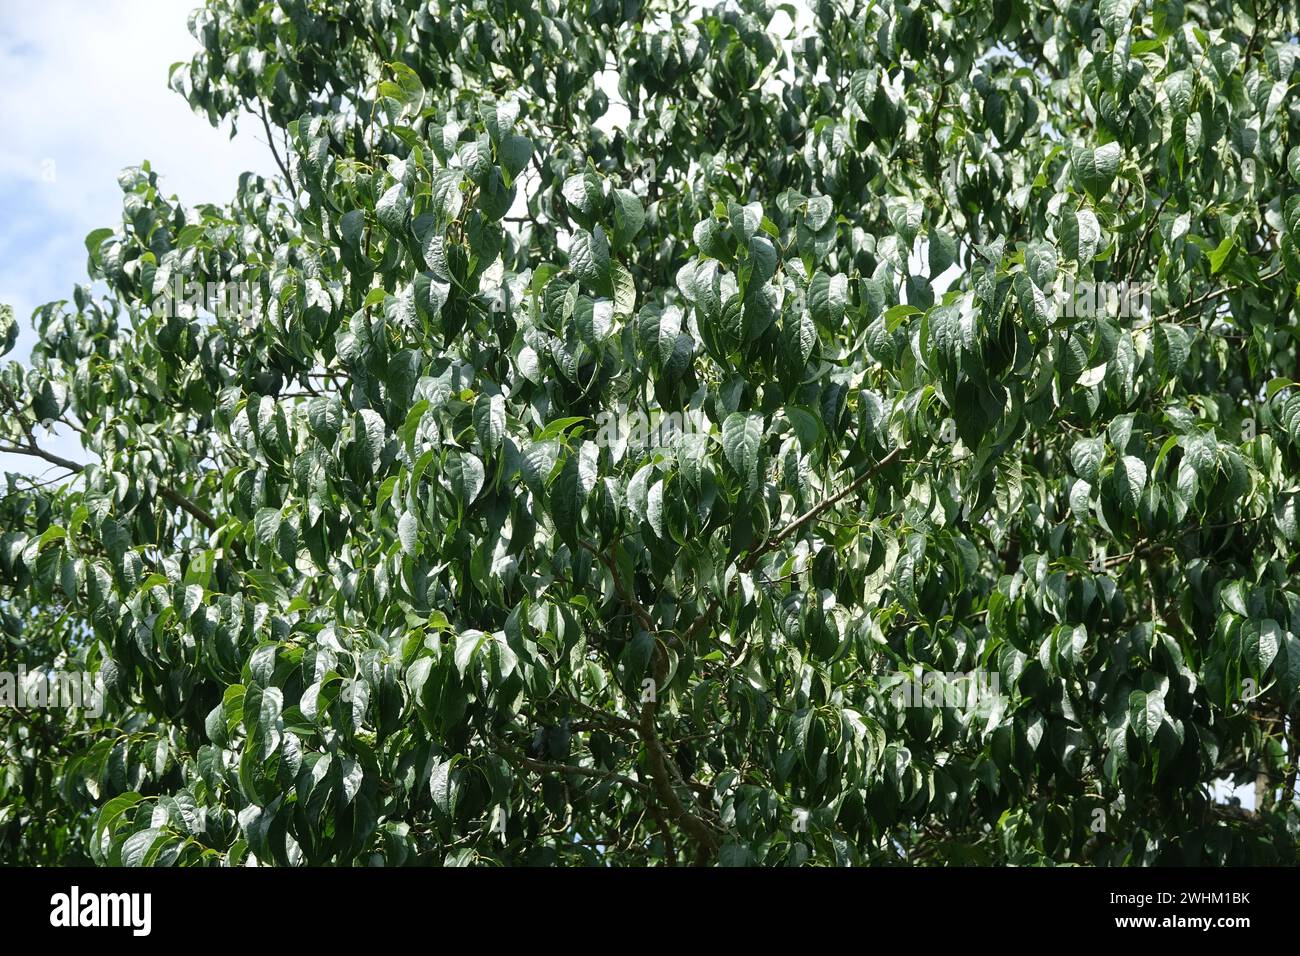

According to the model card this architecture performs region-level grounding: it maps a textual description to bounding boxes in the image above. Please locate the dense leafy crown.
[3,0,1300,867]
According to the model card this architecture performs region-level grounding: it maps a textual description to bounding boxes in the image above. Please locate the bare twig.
[258,101,294,189]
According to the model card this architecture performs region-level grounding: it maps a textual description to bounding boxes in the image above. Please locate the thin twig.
[258,101,294,189]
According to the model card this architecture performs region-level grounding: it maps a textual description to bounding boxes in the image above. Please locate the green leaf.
[722,412,764,493]
[1128,689,1165,745]
[809,272,848,330]
[1207,235,1235,274]
[447,452,485,507]
[570,227,611,286]
[612,188,645,247]
[1070,436,1105,482]
[1072,143,1122,199]
[499,134,532,180]
[430,757,461,816]
[1100,0,1137,36]
[454,631,488,676]
[243,684,284,761]
[551,444,598,541]
[1153,323,1190,380]
[1059,207,1100,264]
[637,305,692,380]
[928,228,957,275]
[562,170,603,228]
[1110,455,1147,511]
[0,303,16,357]
[121,828,166,867]
[94,792,144,849]
[612,261,637,318]
[886,198,922,246]
[1241,619,1281,675]
[474,393,506,455]
[398,511,420,555]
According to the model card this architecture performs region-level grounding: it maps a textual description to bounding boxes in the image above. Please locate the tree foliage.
[3,0,1300,866]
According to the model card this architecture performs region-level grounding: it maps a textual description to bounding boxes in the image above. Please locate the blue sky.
[0,0,273,474]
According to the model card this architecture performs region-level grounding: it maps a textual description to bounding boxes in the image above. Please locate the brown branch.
[1282,713,1298,806]
[1169,266,1286,322]
[158,484,218,531]
[638,665,719,865]
[647,802,678,866]
[580,448,906,861]
[1209,803,1263,827]
[504,750,651,796]
[1126,191,1171,285]
[568,699,640,735]
[579,538,659,637]
[681,445,905,648]
[749,445,904,567]
[0,441,83,474]
[258,101,294,189]
[0,441,217,531]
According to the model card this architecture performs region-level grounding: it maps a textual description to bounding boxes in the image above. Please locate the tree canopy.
[2,0,1300,866]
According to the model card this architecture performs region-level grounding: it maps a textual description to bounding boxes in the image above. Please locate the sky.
[0,0,274,475]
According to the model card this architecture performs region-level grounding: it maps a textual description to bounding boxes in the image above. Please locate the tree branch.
[0,442,217,531]
[579,538,660,637]
[0,441,83,474]
[258,101,294,189]
[158,484,218,531]
[502,749,651,796]
[637,660,720,865]
[748,445,905,567]
[681,445,904,648]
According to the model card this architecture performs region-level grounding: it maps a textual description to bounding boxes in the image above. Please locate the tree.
[2,0,1299,867]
